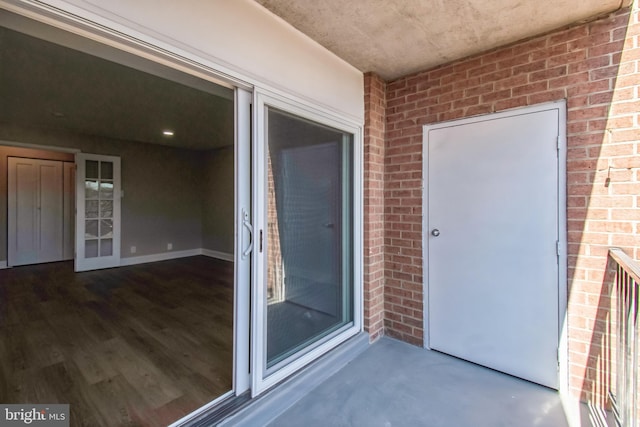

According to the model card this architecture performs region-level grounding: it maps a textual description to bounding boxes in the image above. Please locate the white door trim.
[234,87,252,395]
[422,100,567,393]
[0,139,81,154]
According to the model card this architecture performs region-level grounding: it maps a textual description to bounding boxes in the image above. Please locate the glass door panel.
[266,108,353,368]
[75,153,121,272]
[251,91,361,396]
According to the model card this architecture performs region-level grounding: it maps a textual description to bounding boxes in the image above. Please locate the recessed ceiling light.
[163,130,174,137]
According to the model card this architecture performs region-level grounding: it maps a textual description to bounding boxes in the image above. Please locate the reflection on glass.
[86,200,99,219]
[85,240,98,258]
[99,182,113,199]
[265,107,353,369]
[100,219,113,238]
[85,180,99,199]
[85,220,98,239]
[84,159,117,260]
[100,200,113,218]
[86,160,99,179]
[100,162,114,180]
[100,239,113,256]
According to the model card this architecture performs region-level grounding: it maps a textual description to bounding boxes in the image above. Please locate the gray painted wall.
[202,146,234,254]
[0,124,234,264]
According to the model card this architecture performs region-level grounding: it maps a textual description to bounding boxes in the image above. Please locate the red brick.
[513,81,549,97]
[465,83,495,97]
[513,60,547,75]
[530,65,568,82]
[481,88,512,103]
[468,62,498,77]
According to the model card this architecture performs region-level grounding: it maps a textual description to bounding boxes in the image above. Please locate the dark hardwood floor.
[0,256,234,427]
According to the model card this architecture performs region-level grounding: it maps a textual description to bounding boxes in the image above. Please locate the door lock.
[431,229,440,237]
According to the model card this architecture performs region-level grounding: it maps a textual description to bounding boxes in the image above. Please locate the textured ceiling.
[0,26,233,150]
[255,0,628,80]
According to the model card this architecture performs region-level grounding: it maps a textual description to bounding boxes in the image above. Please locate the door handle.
[242,208,253,259]
[431,228,440,237]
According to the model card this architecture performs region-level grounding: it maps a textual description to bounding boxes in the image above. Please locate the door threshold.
[220,332,369,427]
[174,391,252,427]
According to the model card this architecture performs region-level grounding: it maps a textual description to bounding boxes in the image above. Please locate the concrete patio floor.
[266,337,569,427]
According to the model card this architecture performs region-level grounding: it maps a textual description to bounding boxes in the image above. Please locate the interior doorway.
[0,13,249,426]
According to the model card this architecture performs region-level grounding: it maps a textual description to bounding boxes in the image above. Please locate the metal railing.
[608,247,639,427]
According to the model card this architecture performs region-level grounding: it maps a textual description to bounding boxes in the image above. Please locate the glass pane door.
[75,153,121,272]
[251,92,361,395]
[266,108,353,368]
[84,159,114,258]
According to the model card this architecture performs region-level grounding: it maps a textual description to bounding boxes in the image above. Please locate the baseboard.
[119,249,202,267]
[118,248,233,267]
[201,249,234,262]
[0,260,7,269]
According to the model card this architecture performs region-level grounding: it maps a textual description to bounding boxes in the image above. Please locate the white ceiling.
[255,0,628,80]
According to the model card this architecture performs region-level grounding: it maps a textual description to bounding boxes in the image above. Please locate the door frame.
[251,88,363,397]
[421,100,568,394]
[2,1,364,421]
[1,140,80,270]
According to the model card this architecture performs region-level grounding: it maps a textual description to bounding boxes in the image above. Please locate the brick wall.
[363,73,386,341]
[371,3,640,403]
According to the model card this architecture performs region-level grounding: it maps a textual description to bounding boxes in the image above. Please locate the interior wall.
[0,124,206,262]
[202,145,234,255]
[0,145,74,261]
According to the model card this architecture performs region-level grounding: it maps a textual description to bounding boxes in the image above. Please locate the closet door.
[8,157,64,266]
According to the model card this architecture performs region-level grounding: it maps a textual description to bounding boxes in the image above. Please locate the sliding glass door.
[252,92,361,395]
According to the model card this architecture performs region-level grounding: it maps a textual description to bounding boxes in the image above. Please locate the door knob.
[431,229,440,237]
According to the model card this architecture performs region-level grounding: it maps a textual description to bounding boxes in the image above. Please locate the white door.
[424,102,565,389]
[8,157,64,266]
[75,153,121,272]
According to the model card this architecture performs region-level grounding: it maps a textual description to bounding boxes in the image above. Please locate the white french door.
[75,153,121,272]
[250,90,362,396]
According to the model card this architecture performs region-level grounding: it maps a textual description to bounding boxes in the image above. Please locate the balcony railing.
[608,247,639,427]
